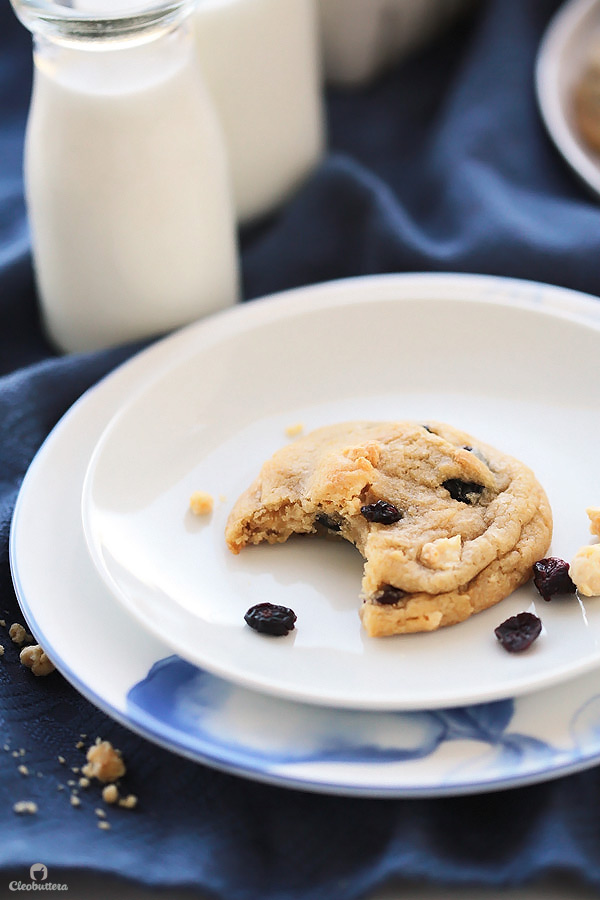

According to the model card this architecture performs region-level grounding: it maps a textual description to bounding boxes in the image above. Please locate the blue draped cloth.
[2,0,600,895]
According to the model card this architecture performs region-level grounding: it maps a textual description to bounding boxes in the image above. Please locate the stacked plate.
[536,0,600,198]
[10,273,600,797]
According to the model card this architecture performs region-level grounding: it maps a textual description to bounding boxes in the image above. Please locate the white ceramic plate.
[80,273,600,711]
[10,273,600,797]
[536,0,600,197]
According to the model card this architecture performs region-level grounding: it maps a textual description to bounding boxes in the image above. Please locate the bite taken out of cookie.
[225,421,553,637]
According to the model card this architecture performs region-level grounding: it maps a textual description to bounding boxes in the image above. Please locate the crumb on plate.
[586,507,600,538]
[189,491,214,516]
[569,544,600,597]
[285,422,304,438]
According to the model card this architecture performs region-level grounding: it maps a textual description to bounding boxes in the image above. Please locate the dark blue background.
[2,0,600,896]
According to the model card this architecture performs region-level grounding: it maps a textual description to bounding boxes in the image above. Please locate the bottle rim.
[10,0,194,41]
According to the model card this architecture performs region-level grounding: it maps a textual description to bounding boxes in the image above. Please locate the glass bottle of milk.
[193,0,325,225]
[10,0,240,353]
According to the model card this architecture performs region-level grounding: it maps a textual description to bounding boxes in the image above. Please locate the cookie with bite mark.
[225,421,552,636]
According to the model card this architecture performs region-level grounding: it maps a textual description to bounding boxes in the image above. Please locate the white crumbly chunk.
[569,544,600,597]
[419,535,462,570]
[118,794,138,809]
[189,491,214,516]
[587,507,600,537]
[20,644,55,676]
[81,740,125,783]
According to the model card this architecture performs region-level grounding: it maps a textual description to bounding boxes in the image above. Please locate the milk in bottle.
[193,0,325,224]
[11,0,240,352]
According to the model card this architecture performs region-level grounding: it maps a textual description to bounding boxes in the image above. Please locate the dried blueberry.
[361,500,403,524]
[442,479,485,504]
[315,513,341,532]
[533,557,576,602]
[462,445,489,465]
[374,585,407,605]
[244,602,297,636]
[494,612,542,653]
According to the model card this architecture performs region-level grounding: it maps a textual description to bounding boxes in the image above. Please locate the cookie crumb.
[75,741,85,750]
[586,507,600,537]
[18,765,29,776]
[0,619,6,627]
[58,756,66,765]
[189,491,213,516]
[0,645,4,656]
[9,623,27,645]
[13,800,37,815]
[98,820,111,831]
[70,795,81,808]
[82,740,126,783]
[78,777,90,788]
[285,422,304,438]
[569,544,600,597]
[20,644,55,676]
[102,784,119,804]
[95,807,106,818]
[118,794,138,810]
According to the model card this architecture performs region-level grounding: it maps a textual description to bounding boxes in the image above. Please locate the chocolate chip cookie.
[225,421,552,636]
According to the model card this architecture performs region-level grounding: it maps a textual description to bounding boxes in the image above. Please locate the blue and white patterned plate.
[10,274,600,796]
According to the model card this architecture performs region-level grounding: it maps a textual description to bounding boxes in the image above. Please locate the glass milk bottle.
[192,0,325,224]
[10,0,240,353]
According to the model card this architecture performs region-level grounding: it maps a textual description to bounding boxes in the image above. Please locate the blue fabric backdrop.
[2,0,600,896]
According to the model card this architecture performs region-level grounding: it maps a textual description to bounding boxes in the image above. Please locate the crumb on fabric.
[9,623,28,645]
[20,644,55,676]
[81,741,126,783]
[102,784,119,804]
[13,801,37,815]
